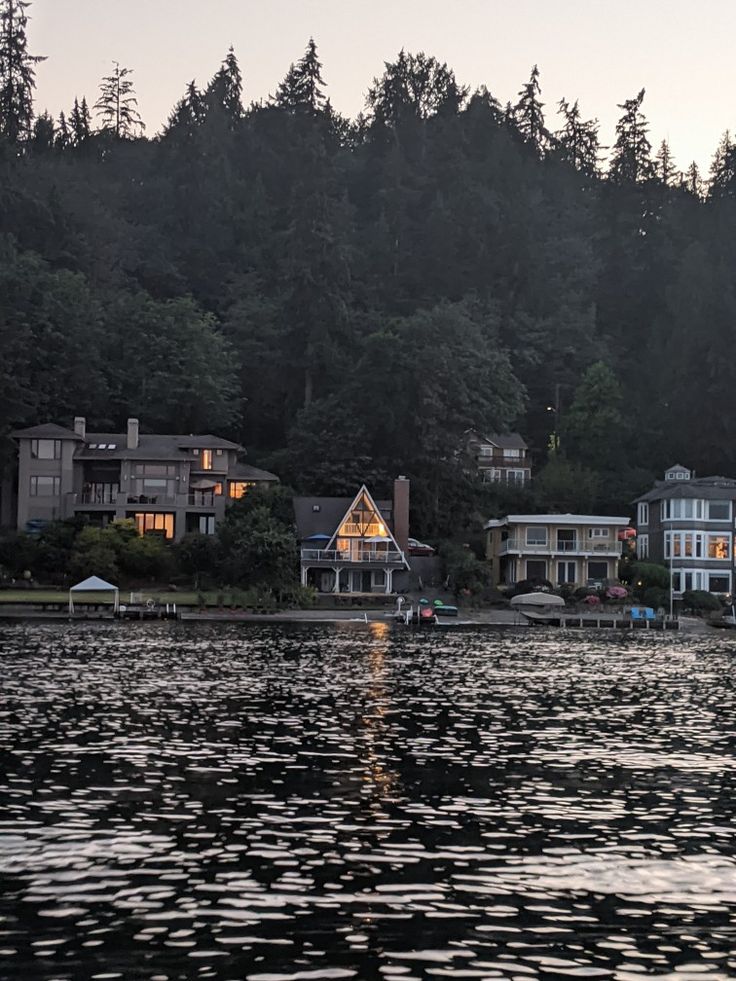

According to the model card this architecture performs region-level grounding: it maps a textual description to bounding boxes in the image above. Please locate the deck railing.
[500,538,620,556]
[301,547,405,564]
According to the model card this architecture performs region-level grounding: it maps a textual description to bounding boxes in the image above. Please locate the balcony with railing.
[301,546,405,566]
[499,537,620,556]
[188,491,216,507]
[80,483,119,506]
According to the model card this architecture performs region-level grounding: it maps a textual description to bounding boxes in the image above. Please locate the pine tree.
[555,97,601,176]
[204,46,243,126]
[274,39,326,113]
[655,139,676,185]
[164,79,205,140]
[608,89,655,184]
[682,160,703,199]
[513,65,549,153]
[55,108,70,149]
[94,61,144,139]
[288,37,325,112]
[708,130,736,198]
[69,96,91,145]
[30,106,52,150]
[0,0,45,143]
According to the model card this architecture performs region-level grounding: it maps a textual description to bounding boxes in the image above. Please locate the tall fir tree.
[655,139,677,185]
[708,130,736,198]
[69,95,91,144]
[55,108,69,148]
[555,97,601,176]
[164,79,205,140]
[204,46,243,127]
[608,89,655,184]
[682,160,703,199]
[513,64,549,153]
[94,62,144,139]
[274,38,326,112]
[0,0,44,143]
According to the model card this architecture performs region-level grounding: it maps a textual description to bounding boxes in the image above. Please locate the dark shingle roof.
[467,429,528,450]
[11,423,83,440]
[636,476,736,503]
[176,434,242,451]
[293,496,393,540]
[231,462,279,482]
[74,433,243,461]
[75,433,192,461]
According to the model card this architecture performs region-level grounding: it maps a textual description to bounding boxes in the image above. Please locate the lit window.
[708,535,729,560]
[214,482,223,496]
[229,481,254,499]
[201,449,213,470]
[133,512,175,539]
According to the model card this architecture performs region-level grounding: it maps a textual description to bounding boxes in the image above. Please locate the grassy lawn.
[0,589,231,607]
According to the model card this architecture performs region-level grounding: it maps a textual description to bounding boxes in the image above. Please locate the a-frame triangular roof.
[326,484,404,555]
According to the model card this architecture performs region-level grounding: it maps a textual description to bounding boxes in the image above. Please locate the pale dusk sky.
[30,0,736,173]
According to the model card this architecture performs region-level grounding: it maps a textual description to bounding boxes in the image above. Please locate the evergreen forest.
[3,1,736,537]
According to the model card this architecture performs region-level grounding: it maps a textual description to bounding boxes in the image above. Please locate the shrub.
[439,542,492,598]
[642,586,668,611]
[118,535,172,581]
[682,589,722,613]
[629,562,670,595]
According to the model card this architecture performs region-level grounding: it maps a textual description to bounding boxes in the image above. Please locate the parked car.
[407,537,436,556]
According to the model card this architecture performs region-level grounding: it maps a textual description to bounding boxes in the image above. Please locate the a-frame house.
[297,483,410,595]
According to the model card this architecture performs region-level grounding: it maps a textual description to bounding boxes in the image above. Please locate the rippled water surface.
[2,622,736,980]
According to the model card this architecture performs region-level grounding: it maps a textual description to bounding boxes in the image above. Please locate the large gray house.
[635,464,736,596]
[11,417,278,540]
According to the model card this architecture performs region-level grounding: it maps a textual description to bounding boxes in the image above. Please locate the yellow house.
[485,513,630,587]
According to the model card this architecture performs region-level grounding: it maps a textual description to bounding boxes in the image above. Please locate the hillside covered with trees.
[2,1,736,537]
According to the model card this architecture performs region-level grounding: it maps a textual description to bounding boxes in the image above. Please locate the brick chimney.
[127,417,139,450]
[74,416,86,439]
[393,476,410,553]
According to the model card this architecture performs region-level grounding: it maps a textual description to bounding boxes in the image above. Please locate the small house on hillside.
[465,430,531,485]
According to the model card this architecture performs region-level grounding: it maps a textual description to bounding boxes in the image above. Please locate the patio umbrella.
[510,591,565,607]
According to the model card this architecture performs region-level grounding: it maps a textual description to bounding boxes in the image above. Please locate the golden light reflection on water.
[360,619,399,805]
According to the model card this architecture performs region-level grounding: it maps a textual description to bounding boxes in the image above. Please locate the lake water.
[1,622,736,980]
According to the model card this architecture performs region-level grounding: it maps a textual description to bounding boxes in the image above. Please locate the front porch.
[301,559,403,595]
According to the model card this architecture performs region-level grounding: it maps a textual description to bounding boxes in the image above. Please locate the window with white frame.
[709,573,730,593]
[708,500,731,521]
[661,498,704,520]
[525,526,548,546]
[588,527,609,538]
[638,534,649,559]
[478,445,493,457]
[637,502,649,526]
[664,531,705,559]
[503,448,522,459]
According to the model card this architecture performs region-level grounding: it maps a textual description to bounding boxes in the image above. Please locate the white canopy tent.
[68,575,120,614]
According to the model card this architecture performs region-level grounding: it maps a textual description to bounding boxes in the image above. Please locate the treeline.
[2,1,736,536]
